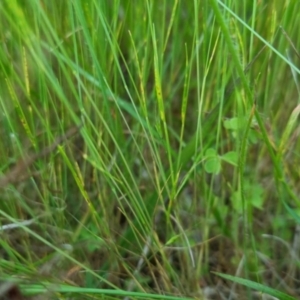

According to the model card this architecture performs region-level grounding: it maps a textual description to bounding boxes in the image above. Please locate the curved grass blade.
[213,272,296,300]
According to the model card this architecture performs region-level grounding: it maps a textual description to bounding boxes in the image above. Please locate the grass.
[1,0,300,299]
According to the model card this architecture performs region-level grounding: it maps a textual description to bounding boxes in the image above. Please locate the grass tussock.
[1,1,300,299]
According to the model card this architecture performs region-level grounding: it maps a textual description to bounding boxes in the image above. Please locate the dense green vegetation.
[1,1,300,299]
